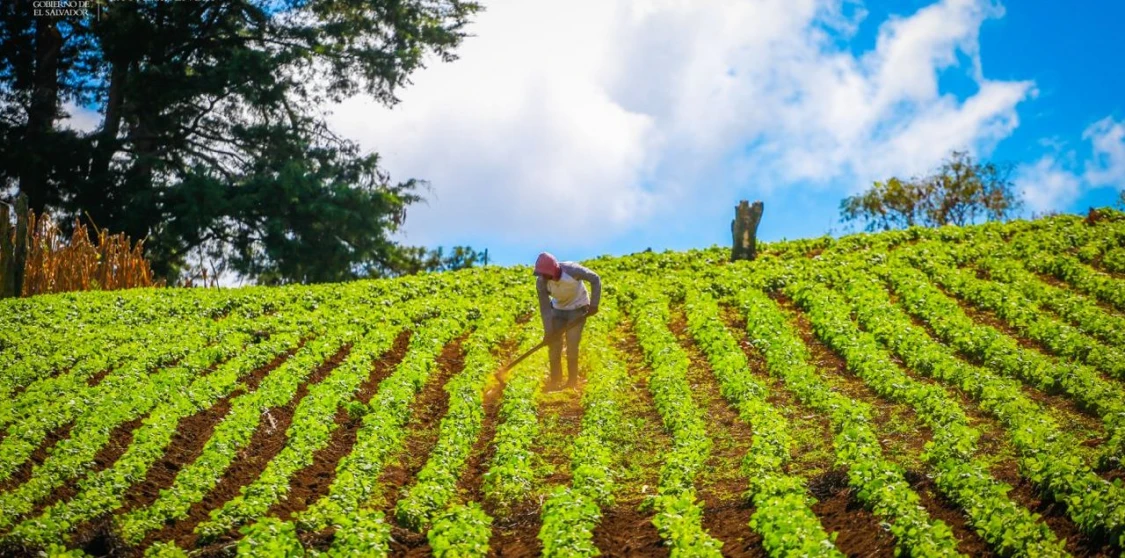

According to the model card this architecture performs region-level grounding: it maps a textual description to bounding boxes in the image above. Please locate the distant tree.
[839,177,927,231]
[0,0,482,284]
[389,245,487,276]
[1118,190,1125,210]
[841,151,1023,231]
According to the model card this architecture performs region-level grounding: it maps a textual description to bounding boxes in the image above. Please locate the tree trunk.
[19,18,64,215]
[731,200,764,262]
[0,203,14,298]
[13,194,29,297]
[89,60,127,183]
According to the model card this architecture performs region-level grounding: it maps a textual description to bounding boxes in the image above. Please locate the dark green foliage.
[393,245,488,275]
[0,0,481,283]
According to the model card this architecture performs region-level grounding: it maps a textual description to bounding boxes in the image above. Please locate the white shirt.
[546,270,590,310]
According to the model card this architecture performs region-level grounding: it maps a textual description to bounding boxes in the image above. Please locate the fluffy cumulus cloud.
[1015,116,1125,212]
[328,0,1034,254]
[1084,117,1125,187]
[1015,154,1082,213]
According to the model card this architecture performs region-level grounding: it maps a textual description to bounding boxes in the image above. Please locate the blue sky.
[52,0,1124,279]
[293,1,1125,266]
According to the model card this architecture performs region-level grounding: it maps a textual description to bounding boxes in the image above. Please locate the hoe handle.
[501,310,587,371]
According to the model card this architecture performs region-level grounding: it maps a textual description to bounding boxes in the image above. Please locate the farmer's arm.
[536,275,554,334]
[562,262,601,314]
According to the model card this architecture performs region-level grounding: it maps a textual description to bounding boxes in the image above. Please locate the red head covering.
[535,252,560,279]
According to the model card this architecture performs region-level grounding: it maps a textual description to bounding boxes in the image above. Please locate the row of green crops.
[732,282,964,557]
[831,256,1125,548]
[680,284,842,557]
[536,294,626,557]
[785,265,1066,556]
[2,211,1125,557]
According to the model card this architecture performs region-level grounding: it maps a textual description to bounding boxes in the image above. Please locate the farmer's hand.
[585,305,598,318]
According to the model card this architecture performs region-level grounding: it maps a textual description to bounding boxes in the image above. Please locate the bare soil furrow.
[267,331,412,520]
[668,308,763,557]
[588,323,675,557]
[119,344,303,516]
[0,422,74,493]
[149,344,350,550]
[381,337,467,556]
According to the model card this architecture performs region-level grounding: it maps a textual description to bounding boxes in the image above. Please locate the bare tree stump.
[731,200,763,261]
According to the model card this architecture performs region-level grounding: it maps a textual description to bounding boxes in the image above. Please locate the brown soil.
[267,331,412,520]
[0,418,148,557]
[668,308,762,557]
[777,295,999,555]
[29,417,145,520]
[1031,268,1125,318]
[773,295,931,462]
[122,399,232,511]
[386,526,431,557]
[535,390,585,488]
[459,347,513,503]
[69,517,128,558]
[484,383,586,558]
[903,469,995,557]
[884,291,1088,439]
[727,297,999,554]
[950,286,1125,392]
[718,306,837,479]
[143,343,352,551]
[118,344,302,517]
[379,336,468,556]
[86,368,112,388]
[891,285,1107,433]
[808,469,896,557]
[589,324,671,555]
[877,292,1121,541]
[487,501,544,558]
[698,499,765,558]
[457,327,551,558]
[0,422,74,493]
[991,459,1117,557]
[591,506,669,557]
[943,284,1058,353]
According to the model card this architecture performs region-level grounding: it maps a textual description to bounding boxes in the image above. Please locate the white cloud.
[1016,154,1082,213]
[327,0,1034,252]
[1084,117,1125,187]
[1014,115,1125,214]
[60,102,101,133]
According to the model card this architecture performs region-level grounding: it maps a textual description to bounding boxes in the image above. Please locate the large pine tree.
[0,0,480,284]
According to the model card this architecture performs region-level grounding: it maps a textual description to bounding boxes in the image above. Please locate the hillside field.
[3,211,1125,557]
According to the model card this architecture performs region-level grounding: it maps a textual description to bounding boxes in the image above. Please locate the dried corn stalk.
[15,210,163,296]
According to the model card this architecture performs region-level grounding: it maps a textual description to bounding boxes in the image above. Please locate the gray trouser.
[548,306,587,383]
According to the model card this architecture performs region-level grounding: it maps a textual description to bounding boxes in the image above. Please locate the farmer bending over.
[534,252,601,390]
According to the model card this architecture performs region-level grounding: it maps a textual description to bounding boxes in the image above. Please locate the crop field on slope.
[2,212,1125,558]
